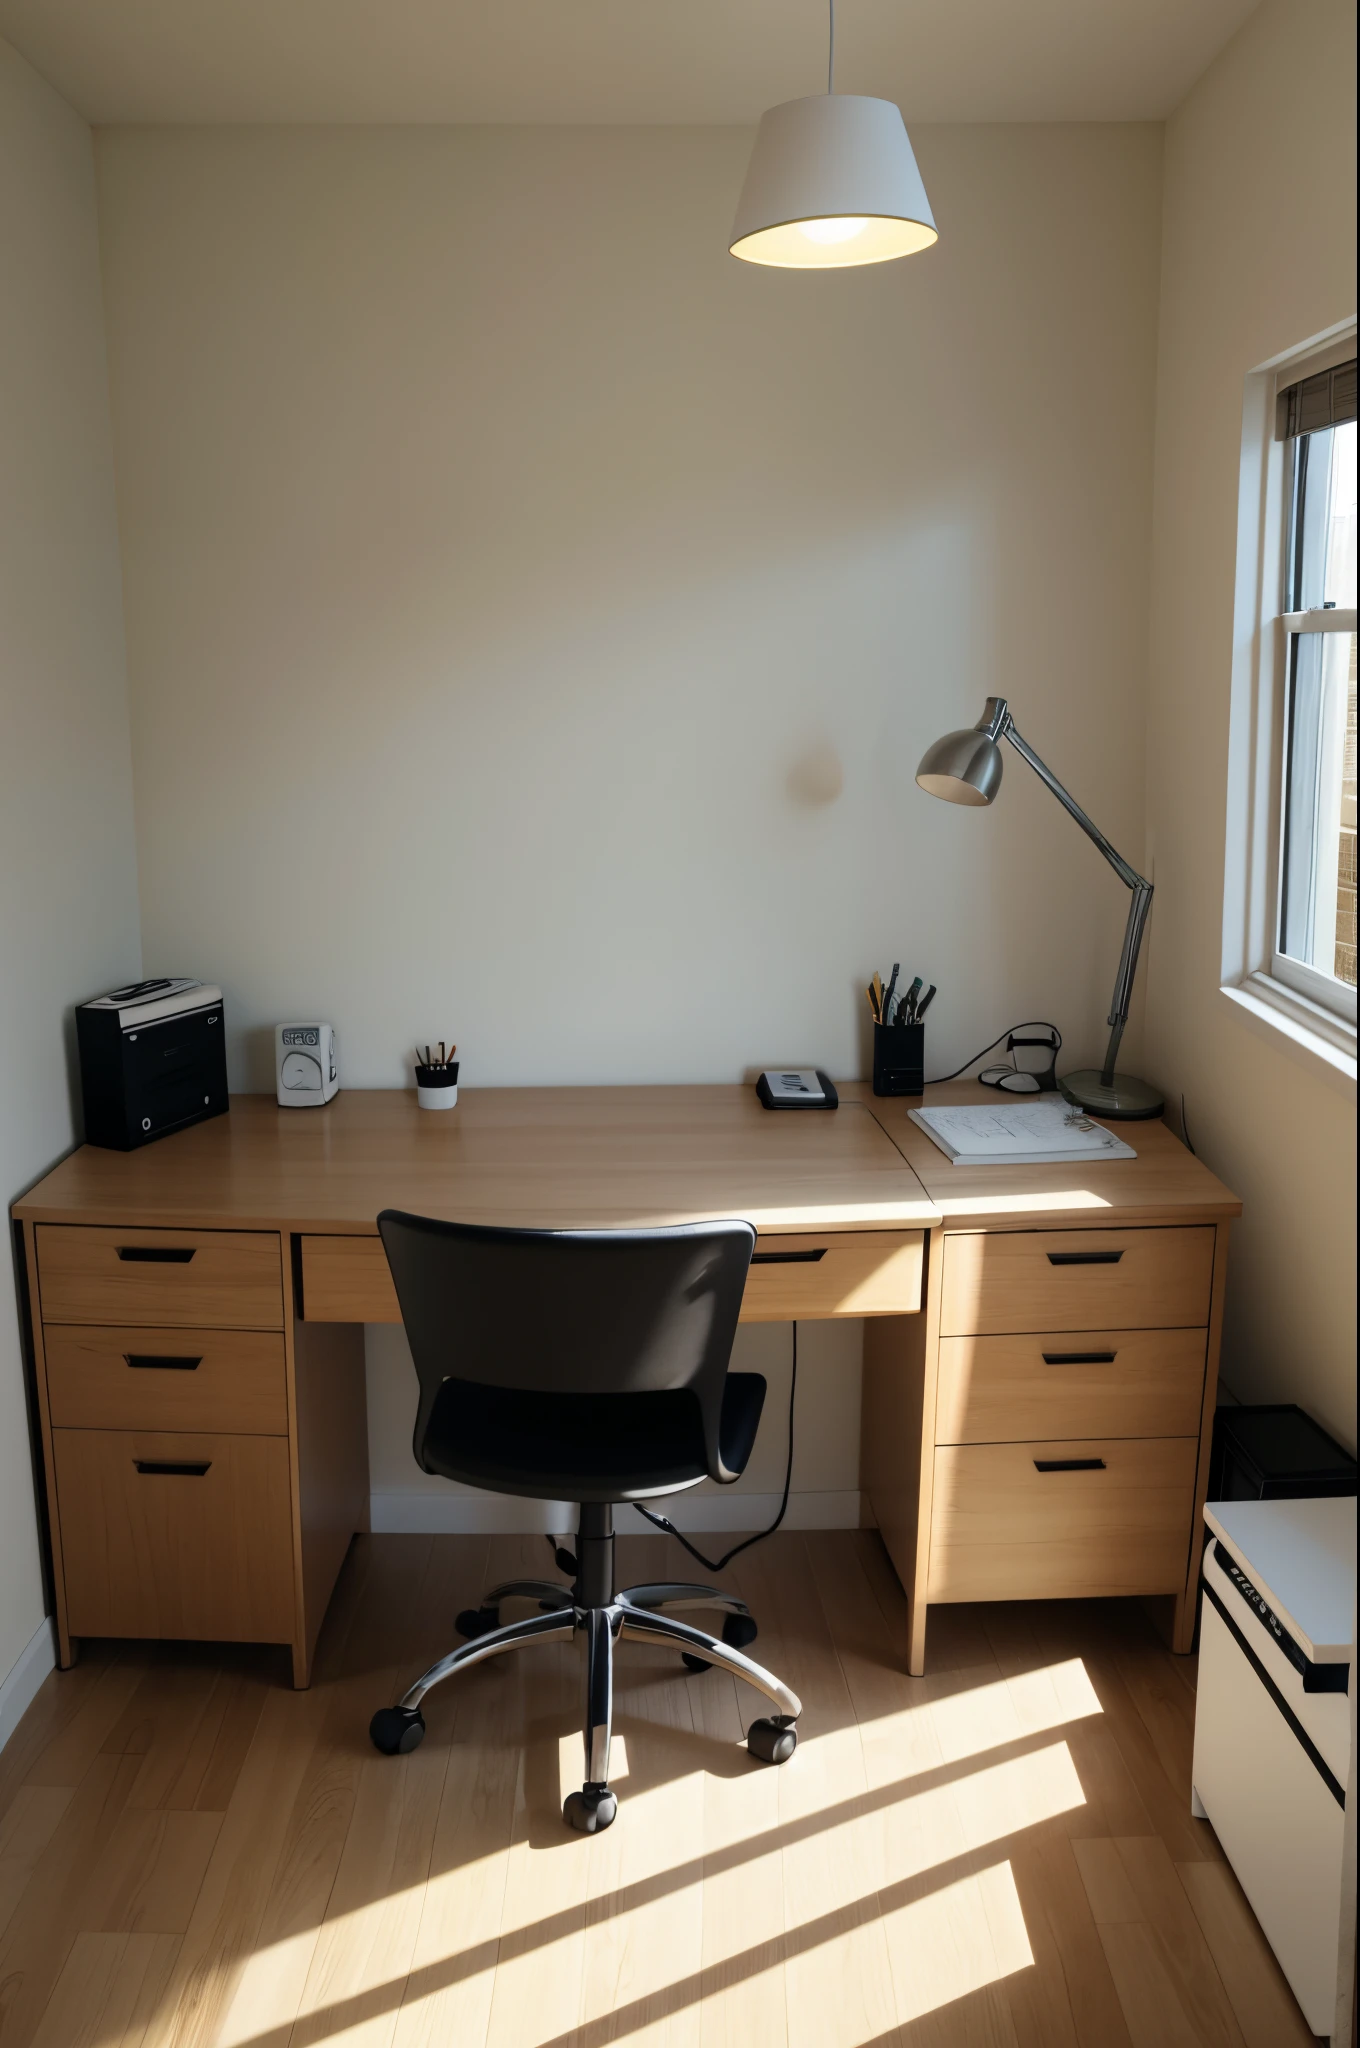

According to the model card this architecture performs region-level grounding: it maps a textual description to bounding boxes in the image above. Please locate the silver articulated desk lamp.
[916,696,1163,1120]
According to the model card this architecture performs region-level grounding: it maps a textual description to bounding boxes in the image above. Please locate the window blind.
[1276,357,1358,439]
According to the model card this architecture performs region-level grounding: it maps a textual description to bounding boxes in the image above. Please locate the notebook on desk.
[908,1099,1137,1165]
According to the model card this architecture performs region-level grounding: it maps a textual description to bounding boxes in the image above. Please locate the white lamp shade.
[730,94,937,269]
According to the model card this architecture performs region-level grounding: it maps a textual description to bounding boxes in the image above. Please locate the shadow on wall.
[786,739,845,808]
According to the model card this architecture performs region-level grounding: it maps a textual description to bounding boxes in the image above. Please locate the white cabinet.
[1192,1495,1355,2040]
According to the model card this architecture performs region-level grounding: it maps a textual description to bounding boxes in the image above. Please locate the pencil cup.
[415,1062,459,1110]
[872,1023,924,1098]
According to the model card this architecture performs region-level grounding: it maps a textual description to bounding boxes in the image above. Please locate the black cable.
[634,1322,798,1574]
[928,1020,1062,1086]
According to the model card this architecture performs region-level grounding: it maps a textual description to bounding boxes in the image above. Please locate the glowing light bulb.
[798,216,868,245]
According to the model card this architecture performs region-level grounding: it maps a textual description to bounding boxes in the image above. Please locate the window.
[1222,333,1357,1082]
[1277,376,1358,1009]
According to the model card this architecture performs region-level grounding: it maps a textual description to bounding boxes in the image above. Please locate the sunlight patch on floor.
[216,1932,321,2048]
[855,1653,1103,1793]
[882,1858,1035,2024]
[878,1740,1086,1892]
[944,1656,1102,1754]
[207,1666,1092,2048]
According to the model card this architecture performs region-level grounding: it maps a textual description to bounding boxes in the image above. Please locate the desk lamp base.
[1059,1069,1164,1121]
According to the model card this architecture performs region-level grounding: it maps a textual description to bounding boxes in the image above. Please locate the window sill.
[1220,972,1357,1095]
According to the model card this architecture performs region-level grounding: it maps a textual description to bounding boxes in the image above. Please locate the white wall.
[95,123,1163,1098]
[92,120,1163,1527]
[1144,0,1357,1450]
[0,41,142,1717]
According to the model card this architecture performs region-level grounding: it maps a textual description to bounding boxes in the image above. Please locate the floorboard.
[0,1533,1314,2048]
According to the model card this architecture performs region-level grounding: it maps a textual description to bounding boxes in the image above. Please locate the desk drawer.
[53,1428,295,1643]
[740,1232,924,1321]
[37,1226,283,1329]
[45,1326,288,1435]
[939,1227,1214,1336]
[928,1437,1198,1602]
[935,1328,1207,1445]
[299,1228,927,1325]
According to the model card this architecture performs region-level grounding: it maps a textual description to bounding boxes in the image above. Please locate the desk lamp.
[916,696,1162,1119]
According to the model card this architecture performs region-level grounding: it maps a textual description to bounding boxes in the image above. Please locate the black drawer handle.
[117,1246,196,1264]
[1034,1457,1107,1473]
[125,1354,203,1372]
[134,1458,211,1477]
[1046,1250,1124,1266]
[1042,1351,1117,1366]
[751,1249,827,1265]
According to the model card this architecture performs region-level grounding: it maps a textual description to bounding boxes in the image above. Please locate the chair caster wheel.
[747,1717,797,1765]
[369,1706,425,1755]
[563,1785,617,1833]
[456,1606,499,1639]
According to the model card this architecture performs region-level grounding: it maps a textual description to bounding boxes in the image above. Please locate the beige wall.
[0,42,142,1709]
[1144,0,1357,1448]
[93,121,1163,1526]
[94,123,1162,1098]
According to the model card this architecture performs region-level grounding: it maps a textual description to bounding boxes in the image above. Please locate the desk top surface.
[14,1080,1240,1237]
[14,1085,938,1236]
[868,1082,1241,1230]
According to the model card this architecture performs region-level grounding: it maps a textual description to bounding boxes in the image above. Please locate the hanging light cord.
[827,0,836,93]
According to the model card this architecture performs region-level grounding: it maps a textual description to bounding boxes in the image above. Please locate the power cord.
[1180,1094,1196,1155]
[634,1322,798,1573]
[928,1020,1062,1086]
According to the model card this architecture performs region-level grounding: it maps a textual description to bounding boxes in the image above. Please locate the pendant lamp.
[730,1,937,269]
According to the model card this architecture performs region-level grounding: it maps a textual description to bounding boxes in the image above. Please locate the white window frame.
[1274,610,1358,1012]
[1221,321,1357,1092]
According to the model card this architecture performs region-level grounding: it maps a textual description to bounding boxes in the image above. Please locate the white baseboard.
[0,1617,56,1756]
[368,1490,863,1536]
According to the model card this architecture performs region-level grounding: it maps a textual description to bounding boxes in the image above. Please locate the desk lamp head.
[914,696,1009,806]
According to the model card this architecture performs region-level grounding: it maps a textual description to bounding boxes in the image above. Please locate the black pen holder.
[872,1022,924,1098]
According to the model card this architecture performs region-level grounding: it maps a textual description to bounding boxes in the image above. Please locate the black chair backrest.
[377,1211,756,1485]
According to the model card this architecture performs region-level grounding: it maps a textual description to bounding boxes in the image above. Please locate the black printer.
[76,978,229,1150]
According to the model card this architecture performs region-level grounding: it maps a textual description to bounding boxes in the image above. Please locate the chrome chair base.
[370,1578,802,1828]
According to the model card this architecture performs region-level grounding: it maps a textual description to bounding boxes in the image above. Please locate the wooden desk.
[14,1087,935,1685]
[12,1081,1239,1685]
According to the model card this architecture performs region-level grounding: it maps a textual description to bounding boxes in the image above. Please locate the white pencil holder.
[415,1062,458,1110]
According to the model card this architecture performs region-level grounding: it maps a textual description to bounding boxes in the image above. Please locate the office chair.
[368,1211,802,1832]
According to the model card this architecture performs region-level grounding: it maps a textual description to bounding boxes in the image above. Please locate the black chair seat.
[423,1371,767,1503]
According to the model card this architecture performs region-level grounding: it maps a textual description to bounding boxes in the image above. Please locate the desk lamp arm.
[980,697,1153,1089]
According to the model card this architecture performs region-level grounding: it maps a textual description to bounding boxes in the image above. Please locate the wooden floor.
[0,1531,1318,2048]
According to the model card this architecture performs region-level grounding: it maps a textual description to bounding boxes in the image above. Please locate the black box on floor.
[76,978,229,1150]
[1208,1402,1358,1502]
